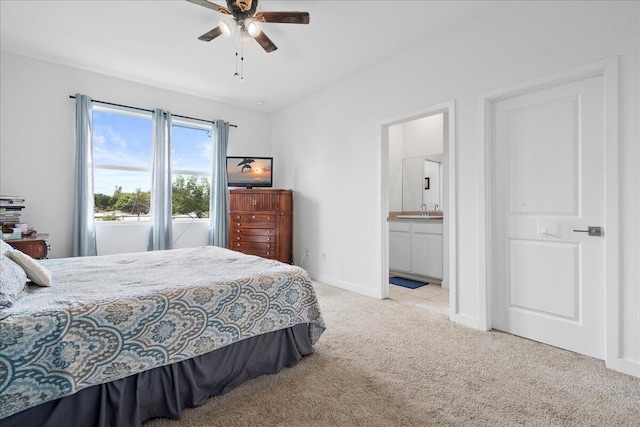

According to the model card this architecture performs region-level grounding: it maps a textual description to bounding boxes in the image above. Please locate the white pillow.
[5,250,52,287]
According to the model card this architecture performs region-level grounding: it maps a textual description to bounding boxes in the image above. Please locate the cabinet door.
[389,231,411,272]
[411,233,443,279]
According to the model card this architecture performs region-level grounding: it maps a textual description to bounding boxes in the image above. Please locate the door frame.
[478,57,623,371]
[380,100,457,320]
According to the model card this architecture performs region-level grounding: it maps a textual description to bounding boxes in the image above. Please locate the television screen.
[226,157,273,188]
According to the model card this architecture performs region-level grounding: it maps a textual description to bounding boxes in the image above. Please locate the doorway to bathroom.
[380,101,456,318]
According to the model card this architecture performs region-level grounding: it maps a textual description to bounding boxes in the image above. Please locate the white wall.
[402,114,444,158]
[0,52,271,258]
[272,2,639,371]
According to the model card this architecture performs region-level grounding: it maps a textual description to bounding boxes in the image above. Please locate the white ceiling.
[0,0,499,112]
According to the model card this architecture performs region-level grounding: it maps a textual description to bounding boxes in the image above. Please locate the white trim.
[454,313,486,331]
[311,272,382,299]
[380,127,390,300]
[608,358,640,378]
[94,164,151,172]
[380,100,457,321]
[93,102,152,119]
[478,57,625,374]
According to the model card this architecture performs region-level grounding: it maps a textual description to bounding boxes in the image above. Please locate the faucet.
[434,203,439,212]
[420,204,427,216]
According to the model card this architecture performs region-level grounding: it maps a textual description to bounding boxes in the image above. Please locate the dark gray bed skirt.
[3,323,314,427]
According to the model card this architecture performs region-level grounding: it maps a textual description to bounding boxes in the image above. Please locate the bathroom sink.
[396,215,442,219]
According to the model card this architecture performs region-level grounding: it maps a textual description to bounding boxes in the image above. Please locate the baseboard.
[453,313,487,331]
[310,272,382,299]
[607,357,640,378]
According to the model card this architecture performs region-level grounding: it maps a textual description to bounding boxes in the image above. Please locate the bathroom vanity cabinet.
[389,219,443,280]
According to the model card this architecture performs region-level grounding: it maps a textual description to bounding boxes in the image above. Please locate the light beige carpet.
[146,282,640,426]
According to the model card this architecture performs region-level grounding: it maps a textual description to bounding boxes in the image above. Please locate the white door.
[491,74,605,359]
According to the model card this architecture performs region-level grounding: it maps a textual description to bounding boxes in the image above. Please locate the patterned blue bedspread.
[0,246,325,419]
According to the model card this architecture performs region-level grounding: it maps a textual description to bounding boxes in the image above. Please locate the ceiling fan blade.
[198,26,224,42]
[253,31,278,53]
[254,11,310,25]
[186,0,230,15]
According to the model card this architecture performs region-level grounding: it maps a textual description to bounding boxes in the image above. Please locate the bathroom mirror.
[402,157,442,212]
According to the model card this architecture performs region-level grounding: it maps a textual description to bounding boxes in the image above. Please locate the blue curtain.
[149,109,173,250]
[209,120,230,247]
[72,94,97,257]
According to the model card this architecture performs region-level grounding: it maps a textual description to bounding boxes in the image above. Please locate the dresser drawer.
[231,228,275,237]
[8,237,49,259]
[230,233,276,243]
[232,242,276,259]
[232,221,276,229]
[239,247,276,259]
[231,241,275,250]
[231,214,275,222]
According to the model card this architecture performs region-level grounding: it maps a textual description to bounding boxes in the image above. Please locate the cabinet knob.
[267,216,271,220]
[267,230,271,234]
[252,199,256,205]
[252,215,256,220]
[237,237,241,240]
[237,223,241,226]
[267,238,270,241]
[237,243,241,247]
[266,252,270,255]
[267,244,271,248]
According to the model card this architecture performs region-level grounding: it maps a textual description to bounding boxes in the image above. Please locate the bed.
[0,245,325,426]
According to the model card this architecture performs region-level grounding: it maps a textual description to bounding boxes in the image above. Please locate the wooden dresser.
[7,234,50,259]
[228,189,292,264]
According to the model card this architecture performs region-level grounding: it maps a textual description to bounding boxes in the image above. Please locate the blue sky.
[92,109,211,195]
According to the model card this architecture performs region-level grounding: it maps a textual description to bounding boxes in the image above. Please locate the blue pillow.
[0,239,13,255]
[0,254,28,315]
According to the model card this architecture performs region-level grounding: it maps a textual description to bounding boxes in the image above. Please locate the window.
[93,106,152,221]
[171,121,212,219]
[92,106,213,222]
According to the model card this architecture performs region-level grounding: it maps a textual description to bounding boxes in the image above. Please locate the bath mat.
[389,277,428,289]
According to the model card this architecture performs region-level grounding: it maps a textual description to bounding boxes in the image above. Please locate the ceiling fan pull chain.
[240,27,245,82]
[234,28,239,78]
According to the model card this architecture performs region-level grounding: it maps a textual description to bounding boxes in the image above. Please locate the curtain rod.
[68,95,237,128]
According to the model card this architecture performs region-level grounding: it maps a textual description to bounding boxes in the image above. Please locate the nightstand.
[7,234,50,259]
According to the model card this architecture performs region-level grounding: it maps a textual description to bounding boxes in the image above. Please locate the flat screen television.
[226,157,273,188]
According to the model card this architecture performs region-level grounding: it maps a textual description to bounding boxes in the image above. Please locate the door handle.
[573,226,603,236]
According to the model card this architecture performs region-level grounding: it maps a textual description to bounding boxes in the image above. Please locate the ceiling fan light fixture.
[245,19,261,37]
[219,19,235,36]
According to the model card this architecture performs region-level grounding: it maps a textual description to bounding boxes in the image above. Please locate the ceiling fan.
[187,0,310,53]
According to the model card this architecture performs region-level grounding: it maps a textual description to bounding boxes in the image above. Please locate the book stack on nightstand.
[0,195,25,233]
[1,195,50,259]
